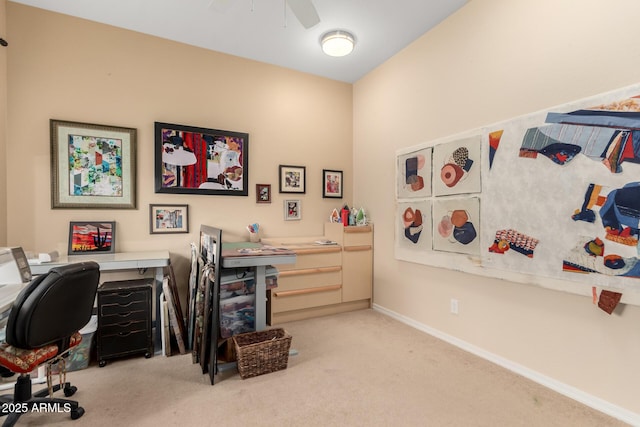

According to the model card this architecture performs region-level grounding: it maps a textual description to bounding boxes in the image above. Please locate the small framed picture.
[68,221,116,255]
[284,199,301,221]
[150,204,189,234]
[279,165,306,194]
[322,169,343,198]
[256,184,271,203]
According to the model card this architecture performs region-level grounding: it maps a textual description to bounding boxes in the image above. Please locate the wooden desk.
[29,251,170,354]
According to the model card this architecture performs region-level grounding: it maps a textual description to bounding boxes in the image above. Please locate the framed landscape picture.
[154,122,249,196]
[68,221,116,254]
[51,120,137,209]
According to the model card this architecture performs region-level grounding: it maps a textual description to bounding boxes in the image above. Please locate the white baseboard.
[373,304,640,426]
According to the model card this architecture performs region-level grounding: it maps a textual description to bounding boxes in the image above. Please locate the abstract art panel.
[432,197,480,255]
[433,136,481,196]
[397,147,432,199]
[397,201,432,252]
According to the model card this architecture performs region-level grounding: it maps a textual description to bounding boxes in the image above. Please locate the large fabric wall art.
[395,83,640,306]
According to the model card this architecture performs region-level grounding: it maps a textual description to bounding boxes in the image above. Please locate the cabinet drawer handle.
[279,266,341,277]
[344,245,371,252]
[274,284,341,297]
[293,247,342,255]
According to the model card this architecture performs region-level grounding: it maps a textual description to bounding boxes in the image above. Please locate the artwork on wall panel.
[51,120,137,209]
[397,148,432,199]
[154,122,249,196]
[395,83,640,305]
[432,135,481,197]
[396,201,432,253]
[432,197,480,256]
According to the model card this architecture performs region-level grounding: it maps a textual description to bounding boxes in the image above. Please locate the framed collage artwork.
[51,120,137,209]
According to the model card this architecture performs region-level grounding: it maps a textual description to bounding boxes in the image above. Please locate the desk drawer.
[100,300,148,317]
[99,289,149,305]
[100,310,149,327]
[99,329,150,357]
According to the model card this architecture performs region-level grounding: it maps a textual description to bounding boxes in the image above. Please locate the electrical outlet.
[450,298,459,314]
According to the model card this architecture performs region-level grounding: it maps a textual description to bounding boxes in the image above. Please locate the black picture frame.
[68,221,116,255]
[322,169,343,198]
[198,225,222,385]
[154,122,249,196]
[279,165,306,194]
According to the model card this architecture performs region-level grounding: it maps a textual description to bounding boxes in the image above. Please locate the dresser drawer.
[276,269,341,292]
[344,228,373,246]
[271,284,342,312]
[99,289,149,305]
[277,249,341,271]
[99,309,149,327]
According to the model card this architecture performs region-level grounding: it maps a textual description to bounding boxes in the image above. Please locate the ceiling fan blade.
[287,0,320,29]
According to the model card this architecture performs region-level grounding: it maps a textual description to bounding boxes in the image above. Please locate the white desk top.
[0,283,24,321]
[29,251,170,274]
[221,243,295,268]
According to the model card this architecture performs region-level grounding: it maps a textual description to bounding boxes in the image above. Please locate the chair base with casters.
[0,332,86,426]
[0,261,100,426]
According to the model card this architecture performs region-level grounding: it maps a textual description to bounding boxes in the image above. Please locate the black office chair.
[0,261,100,426]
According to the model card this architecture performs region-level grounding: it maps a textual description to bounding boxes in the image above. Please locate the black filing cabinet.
[97,279,153,367]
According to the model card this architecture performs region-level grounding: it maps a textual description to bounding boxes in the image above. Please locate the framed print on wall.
[68,221,116,255]
[279,165,306,194]
[51,120,137,209]
[284,199,301,220]
[154,122,249,196]
[150,204,189,234]
[256,184,271,203]
[322,169,343,198]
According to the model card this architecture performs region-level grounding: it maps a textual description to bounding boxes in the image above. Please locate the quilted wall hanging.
[395,83,640,305]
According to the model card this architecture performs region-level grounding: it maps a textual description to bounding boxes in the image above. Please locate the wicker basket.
[233,328,292,379]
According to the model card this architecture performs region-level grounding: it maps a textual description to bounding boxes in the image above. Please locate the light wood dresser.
[263,223,373,324]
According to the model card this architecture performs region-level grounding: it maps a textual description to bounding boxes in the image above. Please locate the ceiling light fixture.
[320,30,355,57]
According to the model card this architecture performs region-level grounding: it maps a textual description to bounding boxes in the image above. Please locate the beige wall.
[5,0,640,420]
[5,3,352,280]
[354,0,640,418]
[0,1,7,246]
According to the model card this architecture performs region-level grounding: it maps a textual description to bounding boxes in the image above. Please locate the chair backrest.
[5,261,100,349]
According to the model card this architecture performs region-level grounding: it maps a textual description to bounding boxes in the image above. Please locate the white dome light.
[321,30,355,57]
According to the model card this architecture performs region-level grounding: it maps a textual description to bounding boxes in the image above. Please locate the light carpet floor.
[4,309,628,426]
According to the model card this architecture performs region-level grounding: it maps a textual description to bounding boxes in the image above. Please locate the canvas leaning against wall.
[395,83,640,305]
